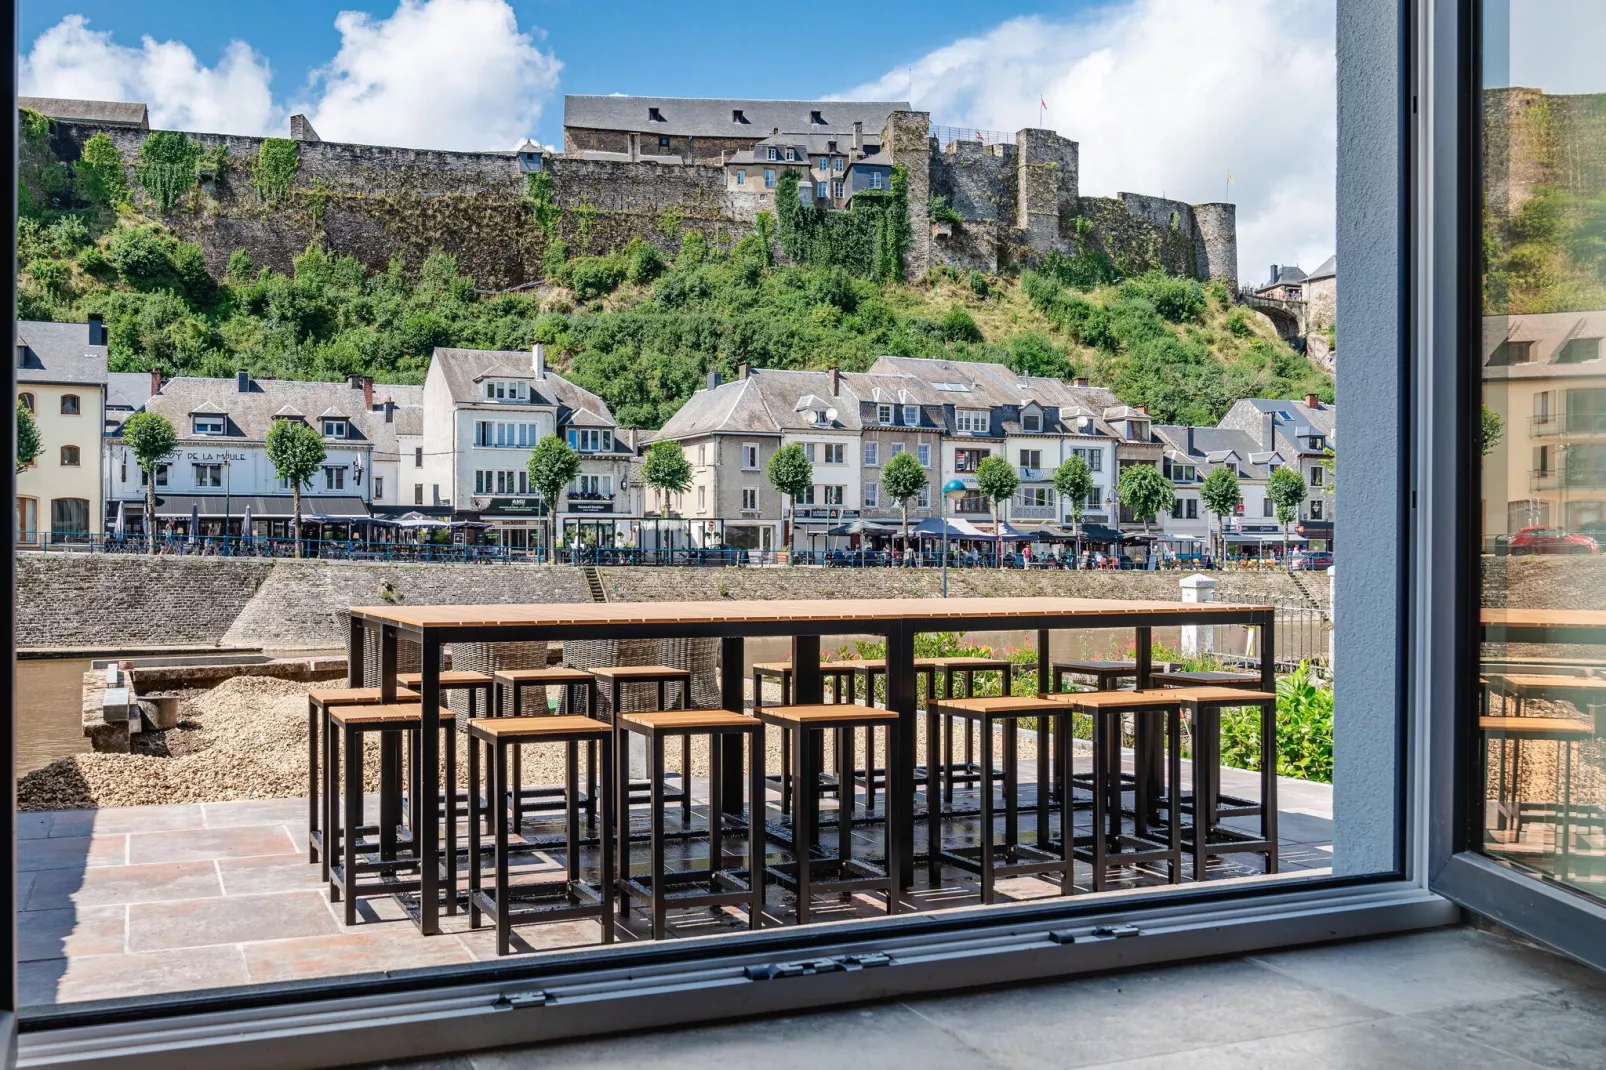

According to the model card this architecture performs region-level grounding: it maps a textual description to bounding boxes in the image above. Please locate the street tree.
[1267,465,1309,568]
[1199,464,1243,565]
[16,399,43,475]
[766,442,813,562]
[120,410,178,553]
[641,440,693,516]
[265,418,327,558]
[1117,462,1176,540]
[975,454,1021,568]
[881,448,927,554]
[526,435,581,563]
[1052,454,1094,559]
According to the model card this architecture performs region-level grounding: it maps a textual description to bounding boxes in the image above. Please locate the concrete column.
[1179,572,1217,656]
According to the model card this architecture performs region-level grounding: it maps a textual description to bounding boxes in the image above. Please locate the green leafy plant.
[525,435,581,563]
[525,170,562,242]
[17,109,67,218]
[1117,461,1176,535]
[641,439,692,516]
[574,195,599,252]
[766,441,813,561]
[1267,465,1308,565]
[16,400,44,474]
[76,132,129,209]
[1480,404,1504,456]
[1219,661,1333,783]
[929,194,963,225]
[135,131,200,214]
[657,204,685,241]
[1053,454,1094,555]
[975,454,1020,567]
[941,306,983,343]
[881,448,928,550]
[251,138,298,205]
[775,166,909,281]
[121,410,179,552]
[265,418,327,556]
[1200,463,1243,563]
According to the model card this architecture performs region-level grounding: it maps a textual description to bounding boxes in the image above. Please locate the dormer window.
[810,110,824,124]
[569,428,614,452]
[785,147,798,162]
[767,147,779,161]
[955,408,989,434]
[1022,410,1042,432]
[648,107,664,122]
[903,405,919,426]
[877,403,894,424]
[193,414,225,436]
[1125,419,1148,441]
[731,109,746,124]
[323,418,348,438]
[1309,434,1326,450]
[484,380,528,402]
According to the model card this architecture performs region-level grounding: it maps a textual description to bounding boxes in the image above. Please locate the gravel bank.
[18,676,1050,812]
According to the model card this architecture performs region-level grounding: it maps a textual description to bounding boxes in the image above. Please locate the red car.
[1508,526,1601,555]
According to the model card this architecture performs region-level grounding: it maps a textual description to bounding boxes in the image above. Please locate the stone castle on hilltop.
[23,94,1238,290]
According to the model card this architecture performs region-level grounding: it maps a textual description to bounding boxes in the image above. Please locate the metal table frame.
[348,598,1274,935]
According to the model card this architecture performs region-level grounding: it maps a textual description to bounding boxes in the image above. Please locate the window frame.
[1,9,1457,1065]
[59,393,80,415]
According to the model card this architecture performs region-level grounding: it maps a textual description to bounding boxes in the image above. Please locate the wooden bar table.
[347,596,1275,935]
[1481,608,1606,646]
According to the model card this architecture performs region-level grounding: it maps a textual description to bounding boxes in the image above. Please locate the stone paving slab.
[128,824,298,865]
[27,858,222,910]
[128,890,339,952]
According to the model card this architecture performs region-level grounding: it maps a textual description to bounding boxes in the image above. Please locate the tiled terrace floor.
[18,759,1332,1008]
[370,926,1606,1070]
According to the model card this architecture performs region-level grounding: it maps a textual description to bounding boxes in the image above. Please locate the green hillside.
[17,127,1331,429]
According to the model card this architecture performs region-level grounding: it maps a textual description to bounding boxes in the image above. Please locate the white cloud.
[843,0,1336,283]
[296,0,560,150]
[18,1,561,151]
[20,14,281,135]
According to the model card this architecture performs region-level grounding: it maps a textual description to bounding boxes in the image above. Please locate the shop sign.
[569,501,614,514]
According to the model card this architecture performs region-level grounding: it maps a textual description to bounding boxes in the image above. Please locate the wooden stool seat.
[493,667,596,687]
[590,665,691,683]
[1151,670,1261,689]
[924,656,1012,671]
[397,670,495,689]
[929,695,1074,901]
[470,715,612,740]
[491,666,600,830]
[616,707,764,939]
[754,704,900,921]
[308,686,418,877]
[1480,715,1594,738]
[329,703,453,725]
[1046,688,1185,710]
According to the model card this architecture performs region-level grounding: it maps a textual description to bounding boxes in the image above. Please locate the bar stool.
[756,703,901,922]
[590,665,693,819]
[1151,670,1260,688]
[929,695,1076,901]
[467,714,615,955]
[491,667,599,829]
[927,656,1014,804]
[307,684,417,883]
[1052,660,1137,692]
[1483,714,1595,875]
[615,708,766,940]
[326,703,457,925]
[842,657,890,809]
[397,669,494,719]
[1047,690,1184,890]
[752,661,860,812]
[1172,686,1279,878]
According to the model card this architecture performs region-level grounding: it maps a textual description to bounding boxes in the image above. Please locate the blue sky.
[20,0,1094,148]
[17,0,1341,276]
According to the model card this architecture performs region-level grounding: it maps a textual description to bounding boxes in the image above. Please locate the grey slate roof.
[20,96,149,128]
[429,347,623,446]
[1305,255,1336,281]
[16,320,108,386]
[106,372,155,411]
[1217,397,1337,457]
[1152,425,1280,480]
[564,95,908,139]
[132,377,393,445]
[869,356,1129,439]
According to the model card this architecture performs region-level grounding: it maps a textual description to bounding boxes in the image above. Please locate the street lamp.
[222,456,231,555]
[941,478,966,597]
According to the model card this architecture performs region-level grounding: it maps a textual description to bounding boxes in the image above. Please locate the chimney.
[853,121,863,153]
[1135,404,1148,415]
[384,399,395,423]
[237,370,250,393]
[1072,376,1089,387]
[149,370,161,396]
[1186,425,1195,454]
[289,114,321,142]
[771,127,779,137]
[532,343,546,378]
[738,361,751,380]
[829,367,841,396]
[1269,264,1279,287]
[87,314,105,346]
[1304,392,1320,410]
[628,132,640,162]
[1262,410,1277,450]
[363,376,374,410]
[708,368,721,390]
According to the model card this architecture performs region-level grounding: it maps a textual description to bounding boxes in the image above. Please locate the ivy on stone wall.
[251,138,299,205]
[135,131,200,215]
[524,170,561,242]
[775,166,909,281]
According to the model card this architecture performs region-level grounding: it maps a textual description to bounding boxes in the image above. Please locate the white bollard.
[1179,572,1218,656]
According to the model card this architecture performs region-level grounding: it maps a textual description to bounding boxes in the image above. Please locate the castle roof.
[1305,255,1336,281]
[20,96,149,128]
[564,95,908,139]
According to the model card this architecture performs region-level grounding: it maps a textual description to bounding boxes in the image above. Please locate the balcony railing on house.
[1530,467,1606,492]
[1529,412,1606,436]
[1018,466,1047,481]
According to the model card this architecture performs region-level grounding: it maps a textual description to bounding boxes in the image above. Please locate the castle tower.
[883,110,933,277]
[1016,128,1079,253]
[1191,202,1238,287]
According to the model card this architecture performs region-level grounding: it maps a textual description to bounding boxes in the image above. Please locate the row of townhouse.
[16,325,640,548]
[652,356,1337,554]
